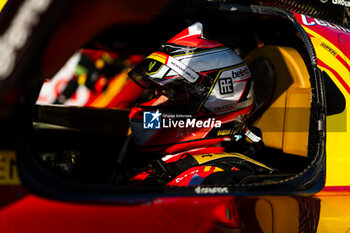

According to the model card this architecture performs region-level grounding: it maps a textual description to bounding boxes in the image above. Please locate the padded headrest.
[248,56,276,120]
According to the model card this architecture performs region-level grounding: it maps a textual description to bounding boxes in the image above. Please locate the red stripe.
[322,186,350,192]
[317,59,350,95]
[336,51,350,71]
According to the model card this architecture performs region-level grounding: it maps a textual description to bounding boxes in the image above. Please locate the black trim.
[323,71,346,116]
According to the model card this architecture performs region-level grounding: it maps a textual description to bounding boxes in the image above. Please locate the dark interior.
[15,2,325,198]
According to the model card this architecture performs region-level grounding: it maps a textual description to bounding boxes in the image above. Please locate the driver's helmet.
[129,22,255,154]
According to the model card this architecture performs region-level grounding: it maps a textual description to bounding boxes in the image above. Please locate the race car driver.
[114,22,275,186]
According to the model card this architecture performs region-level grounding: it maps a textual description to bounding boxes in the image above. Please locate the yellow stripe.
[302,26,350,67]
[90,69,129,108]
[213,167,224,172]
[0,0,7,12]
[147,52,167,64]
[204,166,211,172]
[193,152,274,171]
[77,74,87,85]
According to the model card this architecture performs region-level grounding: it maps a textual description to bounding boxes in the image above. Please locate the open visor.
[129,51,200,85]
[128,53,210,105]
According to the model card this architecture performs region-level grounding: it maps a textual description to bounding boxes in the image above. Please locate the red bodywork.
[0,0,336,232]
[0,189,240,233]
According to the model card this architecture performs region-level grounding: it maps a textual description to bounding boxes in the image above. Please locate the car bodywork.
[0,0,349,232]
[295,13,350,190]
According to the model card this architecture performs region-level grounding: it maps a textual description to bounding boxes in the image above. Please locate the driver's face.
[152,95,170,106]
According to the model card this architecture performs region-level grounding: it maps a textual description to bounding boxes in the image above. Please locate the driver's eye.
[156,88,170,98]
[159,89,167,95]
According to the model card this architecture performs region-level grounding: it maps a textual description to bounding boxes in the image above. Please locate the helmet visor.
[128,58,206,104]
[128,58,167,89]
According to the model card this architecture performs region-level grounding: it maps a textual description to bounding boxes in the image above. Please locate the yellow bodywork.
[0,0,6,11]
[301,24,350,233]
[302,27,350,188]
[254,196,300,233]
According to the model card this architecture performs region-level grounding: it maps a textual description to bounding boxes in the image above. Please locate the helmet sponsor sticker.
[147,52,200,83]
[148,61,157,72]
[231,66,251,79]
[218,77,234,95]
[204,64,252,113]
[217,65,251,97]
